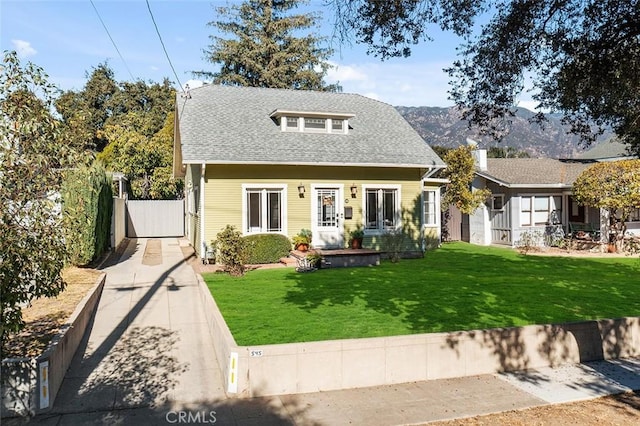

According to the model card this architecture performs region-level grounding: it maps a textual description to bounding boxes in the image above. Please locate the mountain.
[396,106,613,158]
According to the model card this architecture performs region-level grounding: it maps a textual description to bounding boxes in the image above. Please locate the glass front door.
[312,187,343,248]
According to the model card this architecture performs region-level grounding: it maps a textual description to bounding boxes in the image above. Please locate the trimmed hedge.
[62,163,113,266]
[244,233,292,264]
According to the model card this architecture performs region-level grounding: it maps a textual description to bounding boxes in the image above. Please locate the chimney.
[466,138,487,171]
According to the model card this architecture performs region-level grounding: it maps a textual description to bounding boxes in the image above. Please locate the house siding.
[423,184,441,250]
[185,164,202,257]
[202,164,427,252]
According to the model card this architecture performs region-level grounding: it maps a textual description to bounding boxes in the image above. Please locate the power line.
[89,0,136,81]
[146,0,186,92]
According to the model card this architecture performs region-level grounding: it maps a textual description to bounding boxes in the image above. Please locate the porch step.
[286,248,380,269]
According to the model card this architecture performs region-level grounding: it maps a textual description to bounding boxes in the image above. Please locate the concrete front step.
[285,249,381,268]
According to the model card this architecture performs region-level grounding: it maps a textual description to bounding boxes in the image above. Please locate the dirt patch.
[142,238,163,266]
[429,391,640,425]
[520,245,630,258]
[2,267,102,359]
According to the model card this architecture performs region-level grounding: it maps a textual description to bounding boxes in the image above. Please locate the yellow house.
[173,85,446,259]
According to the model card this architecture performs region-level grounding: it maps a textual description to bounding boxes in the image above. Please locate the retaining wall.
[1,274,105,417]
[198,276,640,398]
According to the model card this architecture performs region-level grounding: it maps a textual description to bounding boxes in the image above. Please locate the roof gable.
[478,158,590,188]
[176,85,444,169]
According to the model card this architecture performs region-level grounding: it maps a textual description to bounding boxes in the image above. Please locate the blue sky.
[1,0,521,108]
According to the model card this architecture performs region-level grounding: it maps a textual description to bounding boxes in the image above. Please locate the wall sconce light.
[350,183,358,198]
[298,183,305,197]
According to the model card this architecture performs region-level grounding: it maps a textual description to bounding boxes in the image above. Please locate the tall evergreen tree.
[194,0,340,91]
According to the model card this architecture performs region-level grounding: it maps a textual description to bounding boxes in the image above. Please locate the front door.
[312,186,343,248]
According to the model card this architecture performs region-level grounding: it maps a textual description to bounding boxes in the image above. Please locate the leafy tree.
[572,160,640,247]
[109,79,175,138]
[441,146,491,214]
[330,0,640,153]
[431,145,451,159]
[56,65,175,151]
[56,63,118,151]
[0,51,84,341]
[97,112,183,199]
[57,63,179,199]
[194,0,340,91]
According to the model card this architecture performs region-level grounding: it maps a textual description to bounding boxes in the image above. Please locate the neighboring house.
[173,85,446,259]
[459,144,639,247]
[465,153,597,246]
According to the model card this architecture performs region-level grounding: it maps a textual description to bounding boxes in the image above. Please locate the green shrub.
[62,163,113,265]
[381,229,407,263]
[244,233,291,264]
[216,225,247,276]
[515,230,543,255]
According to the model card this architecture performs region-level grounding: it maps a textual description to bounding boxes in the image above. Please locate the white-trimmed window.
[521,195,561,226]
[188,185,199,215]
[364,185,401,231]
[286,117,299,130]
[243,185,287,234]
[423,190,437,226]
[304,117,326,131]
[271,110,353,135]
[491,194,505,211]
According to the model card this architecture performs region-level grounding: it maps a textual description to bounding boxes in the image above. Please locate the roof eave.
[181,160,441,169]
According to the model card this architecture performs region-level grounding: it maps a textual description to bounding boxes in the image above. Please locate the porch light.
[350,183,358,198]
[297,183,305,197]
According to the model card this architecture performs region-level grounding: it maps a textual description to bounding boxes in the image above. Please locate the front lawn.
[203,242,640,346]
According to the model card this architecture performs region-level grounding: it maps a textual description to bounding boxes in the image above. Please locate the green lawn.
[203,242,640,346]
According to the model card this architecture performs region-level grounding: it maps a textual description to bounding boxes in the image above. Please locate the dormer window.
[270,109,354,135]
[304,117,326,130]
[286,117,299,130]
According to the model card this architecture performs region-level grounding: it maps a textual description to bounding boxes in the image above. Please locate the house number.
[250,349,264,357]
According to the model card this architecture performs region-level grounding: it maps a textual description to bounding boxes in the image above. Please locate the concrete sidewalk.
[17,238,640,425]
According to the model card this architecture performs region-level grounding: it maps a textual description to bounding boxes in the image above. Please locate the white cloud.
[183,79,206,90]
[12,39,37,58]
[150,66,160,71]
[327,62,369,83]
[328,60,454,107]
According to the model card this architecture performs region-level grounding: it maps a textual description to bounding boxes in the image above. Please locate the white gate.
[126,199,184,237]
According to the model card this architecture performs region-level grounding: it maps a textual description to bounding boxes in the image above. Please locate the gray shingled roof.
[177,85,445,168]
[478,158,590,187]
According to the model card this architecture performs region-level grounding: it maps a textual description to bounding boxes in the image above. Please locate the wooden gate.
[126,200,184,237]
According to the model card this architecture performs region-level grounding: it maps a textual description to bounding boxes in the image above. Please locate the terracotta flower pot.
[350,238,363,249]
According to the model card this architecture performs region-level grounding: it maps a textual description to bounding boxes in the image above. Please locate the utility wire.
[146,0,186,92]
[89,0,136,81]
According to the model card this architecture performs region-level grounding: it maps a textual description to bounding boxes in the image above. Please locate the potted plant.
[293,229,312,251]
[305,252,323,269]
[349,227,365,249]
